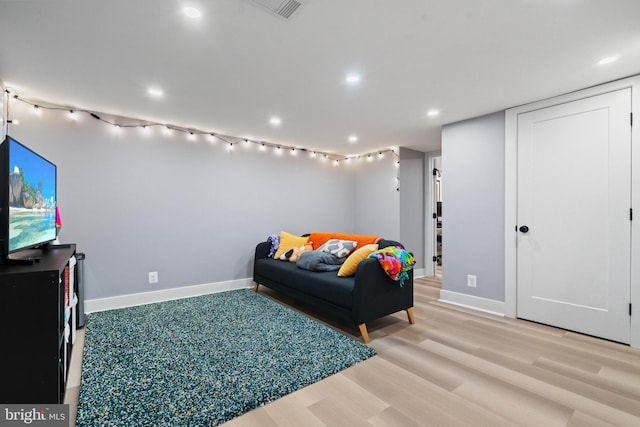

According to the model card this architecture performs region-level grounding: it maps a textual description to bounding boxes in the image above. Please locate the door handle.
[519,225,529,233]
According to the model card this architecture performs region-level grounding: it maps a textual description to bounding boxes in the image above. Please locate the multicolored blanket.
[369,246,415,286]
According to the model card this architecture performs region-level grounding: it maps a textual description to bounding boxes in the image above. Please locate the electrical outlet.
[148,271,158,284]
[467,274,477,288]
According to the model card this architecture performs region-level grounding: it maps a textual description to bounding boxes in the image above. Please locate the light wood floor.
[226,277,640,427]
[66,276,640,426]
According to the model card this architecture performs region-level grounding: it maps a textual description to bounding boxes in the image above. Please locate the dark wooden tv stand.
[0,244,77,404]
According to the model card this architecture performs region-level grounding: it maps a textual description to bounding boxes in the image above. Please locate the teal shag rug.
[76,289,376,426]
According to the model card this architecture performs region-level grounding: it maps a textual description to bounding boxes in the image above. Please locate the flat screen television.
[0,135,57,262]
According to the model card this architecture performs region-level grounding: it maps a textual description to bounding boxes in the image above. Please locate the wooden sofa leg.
[253,283,260,292]
[358,323,371,344]
[406,308,416,324]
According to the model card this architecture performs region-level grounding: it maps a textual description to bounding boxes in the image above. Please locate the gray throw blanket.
[296,251,345,272]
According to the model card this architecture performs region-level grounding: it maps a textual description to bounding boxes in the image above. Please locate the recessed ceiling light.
[345,73,361,85]
[348,135,358,143]
[427,109,440,118]
[269,116,282,126]
[597,56,619,65]
[183,6,202,19]
[147,87,164,98]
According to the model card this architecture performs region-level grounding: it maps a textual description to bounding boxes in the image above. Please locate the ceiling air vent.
[248,0,305,21]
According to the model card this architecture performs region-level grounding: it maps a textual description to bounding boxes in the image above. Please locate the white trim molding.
[439,289,505,317]
[85,278,254,313]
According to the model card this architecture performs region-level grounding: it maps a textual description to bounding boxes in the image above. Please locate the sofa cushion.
[338,243,379,277]
[254,258,354,308]
[273,231,309,260]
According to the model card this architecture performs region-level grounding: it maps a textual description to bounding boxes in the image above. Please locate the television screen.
[5,136,57,254]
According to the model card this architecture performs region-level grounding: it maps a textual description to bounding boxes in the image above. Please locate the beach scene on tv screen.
[8,140,56,252]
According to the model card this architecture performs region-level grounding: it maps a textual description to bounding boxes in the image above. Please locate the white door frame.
[504,75,640,348]
[424,151,441,277]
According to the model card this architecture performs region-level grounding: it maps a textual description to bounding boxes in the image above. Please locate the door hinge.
[432,256,438,262]
[630,303,632,316]
[433,168,438,176]
[631,208,633,221]
[631,112,633,127]
[432,213,437,219]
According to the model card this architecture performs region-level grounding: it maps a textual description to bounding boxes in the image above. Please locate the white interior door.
[517,88,631,343]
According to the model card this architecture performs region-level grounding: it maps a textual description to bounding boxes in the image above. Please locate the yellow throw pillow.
[273,231,309,260]
[337,244,379,277]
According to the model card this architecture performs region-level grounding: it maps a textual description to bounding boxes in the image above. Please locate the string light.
[7,91,399,166]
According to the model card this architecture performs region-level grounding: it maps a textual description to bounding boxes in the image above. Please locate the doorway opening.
[434,157,442,278]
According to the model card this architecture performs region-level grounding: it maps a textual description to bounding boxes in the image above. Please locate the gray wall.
[441,111,505,301]
[399,147,425,268]
[352,154,400,241]
[8,100,370,300]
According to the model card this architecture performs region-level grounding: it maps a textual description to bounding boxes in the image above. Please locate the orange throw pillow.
[308,232,381,250]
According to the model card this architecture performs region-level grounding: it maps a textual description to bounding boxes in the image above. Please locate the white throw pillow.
[317,239,358,258]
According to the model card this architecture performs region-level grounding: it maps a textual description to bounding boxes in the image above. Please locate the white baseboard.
[85,278,254,313]
[439,289,505,316]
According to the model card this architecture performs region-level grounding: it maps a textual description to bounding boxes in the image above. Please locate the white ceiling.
[1,0,639,155]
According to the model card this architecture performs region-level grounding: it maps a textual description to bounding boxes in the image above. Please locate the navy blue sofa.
[253,238,414,343]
